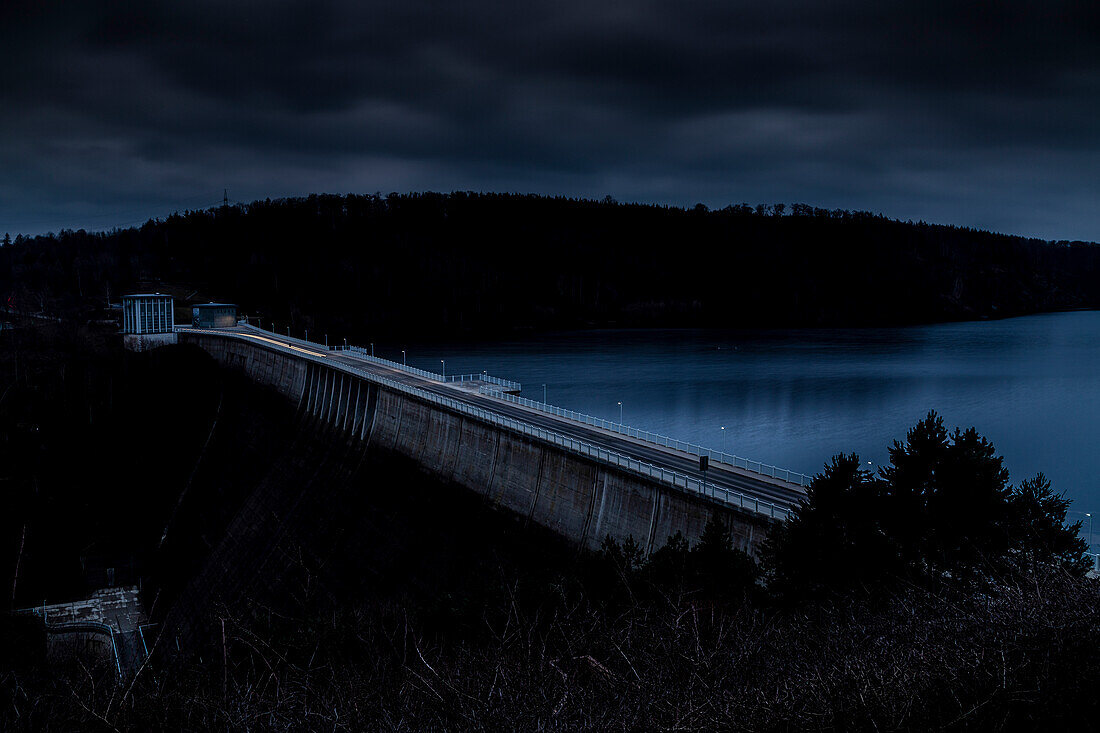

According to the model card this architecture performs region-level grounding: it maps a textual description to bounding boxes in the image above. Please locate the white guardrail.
[177,326,796,521]
[233,324,522,390]
[479,387,814,488]
[333,345,523,392]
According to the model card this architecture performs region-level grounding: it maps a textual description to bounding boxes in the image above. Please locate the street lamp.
[343,337,348,349]
[1088,513,1093,549]
[543,384,547,404]
[305,329,308,341]
[618,401,623,423]
[441,359,445,379]
[401,350,406,366]
[371,342,374,357]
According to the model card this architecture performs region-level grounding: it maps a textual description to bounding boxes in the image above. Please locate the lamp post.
[543,384,547,404]
[618,401,623,423]
[401,350,406,366]
[343,337,347,350]
[441,360,445,380]
[325,334,328,348]
[305,329,308,341]
[1088,513,1093,549]
[371,342,374,357]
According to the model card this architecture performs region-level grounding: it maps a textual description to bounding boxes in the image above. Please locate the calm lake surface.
[401,310,1100,521]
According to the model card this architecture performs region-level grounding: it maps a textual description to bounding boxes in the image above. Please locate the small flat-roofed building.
[121,294,174,334]
[192,303,238,329]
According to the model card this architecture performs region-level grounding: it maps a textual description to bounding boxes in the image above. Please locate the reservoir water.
[400,310,1100,522]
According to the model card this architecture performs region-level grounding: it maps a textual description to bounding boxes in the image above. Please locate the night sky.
[3,1,1099,240]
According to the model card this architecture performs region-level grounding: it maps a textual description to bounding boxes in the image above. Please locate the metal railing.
[333,344,522,391]
[187,323,524,391]
[337,345,446,381]
[445,373,522,390]
[250,323,329,351]
[178,324,522,392]
[478,387,813,487]
[181,323,803,485]
[178,327,794,521]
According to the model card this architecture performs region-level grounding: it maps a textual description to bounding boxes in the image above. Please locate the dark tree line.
[3,192,1100,341]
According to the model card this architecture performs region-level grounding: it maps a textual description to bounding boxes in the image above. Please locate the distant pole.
[618,401,623,423]
[543,384,547,404]
[325,334,328,348]
[305,329,308,341]
[402,350,406,366]
[287,326,290,337]
[344,337,348,350]
[371,342,374,357]
[441,359,445,380]
[1088,513,1093,549]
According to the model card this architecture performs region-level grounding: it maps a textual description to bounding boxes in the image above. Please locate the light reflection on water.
[399,311,1100,521]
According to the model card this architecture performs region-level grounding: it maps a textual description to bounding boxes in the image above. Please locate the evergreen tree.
[1005,473,1090,576]
[764,412,1090,604]
[762,453,897,601]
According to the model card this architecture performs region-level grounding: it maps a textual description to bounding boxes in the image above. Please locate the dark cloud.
[2,0,1099,239]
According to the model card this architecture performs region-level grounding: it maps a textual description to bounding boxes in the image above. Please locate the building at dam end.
[121,293,178,351]
[120,296,241,351]
[121,293,174,335]
[192,303,238,328]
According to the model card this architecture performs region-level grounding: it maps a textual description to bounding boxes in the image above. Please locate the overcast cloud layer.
[2,0,1099,239]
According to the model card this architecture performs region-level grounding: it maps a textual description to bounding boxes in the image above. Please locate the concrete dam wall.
[180,332,773,555]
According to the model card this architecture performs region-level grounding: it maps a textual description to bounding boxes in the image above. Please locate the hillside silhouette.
[3,193,1099,340]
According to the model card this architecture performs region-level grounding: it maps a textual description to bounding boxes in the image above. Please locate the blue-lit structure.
[122,294,174,334]
[191,303,238,328]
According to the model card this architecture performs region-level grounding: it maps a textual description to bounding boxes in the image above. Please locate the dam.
[174,324,809,555]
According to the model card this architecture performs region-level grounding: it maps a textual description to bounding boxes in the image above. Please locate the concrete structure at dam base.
[177,331,777,557]
[123,331,178,352]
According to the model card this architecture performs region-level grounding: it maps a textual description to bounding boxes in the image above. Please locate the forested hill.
[3,192,1099,341]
